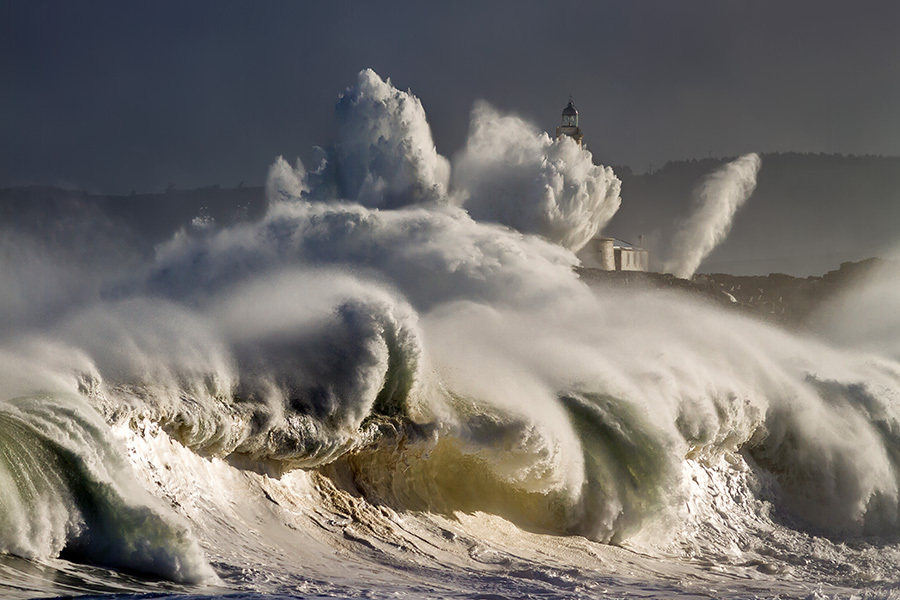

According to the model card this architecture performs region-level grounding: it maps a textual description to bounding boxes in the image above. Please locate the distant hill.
[606,153,900,276]
[3,152,899,277]
[0,184,266,255]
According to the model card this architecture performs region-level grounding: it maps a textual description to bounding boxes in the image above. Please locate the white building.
[578,237,650,272]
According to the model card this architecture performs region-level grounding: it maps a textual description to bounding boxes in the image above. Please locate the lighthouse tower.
[555,99,584,147]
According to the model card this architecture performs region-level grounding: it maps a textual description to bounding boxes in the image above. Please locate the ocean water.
[3,70,900,599]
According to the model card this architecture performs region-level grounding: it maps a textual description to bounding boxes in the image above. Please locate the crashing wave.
[1,69,900,598]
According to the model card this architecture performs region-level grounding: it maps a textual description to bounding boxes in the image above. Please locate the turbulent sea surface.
[3,70,900,599]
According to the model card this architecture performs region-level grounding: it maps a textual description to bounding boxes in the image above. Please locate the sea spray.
[664,153,762,279]
[810,255,900,361]
[333,69,450,208]
[451,101,622,251]
[11,72,900,544]
[3,69,900,597]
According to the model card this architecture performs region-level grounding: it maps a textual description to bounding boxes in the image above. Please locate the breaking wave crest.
[0,393,214,583]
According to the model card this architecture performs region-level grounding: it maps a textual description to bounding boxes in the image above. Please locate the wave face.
[0,393,213,584]
[2,70,900,598]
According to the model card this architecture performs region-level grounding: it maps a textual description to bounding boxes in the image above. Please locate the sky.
[2,0,900,194]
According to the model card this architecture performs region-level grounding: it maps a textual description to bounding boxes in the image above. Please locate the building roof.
[599,237,644,249]
[562,100,578,116]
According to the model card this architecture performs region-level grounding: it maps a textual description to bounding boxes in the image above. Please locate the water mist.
[664,153,762,279]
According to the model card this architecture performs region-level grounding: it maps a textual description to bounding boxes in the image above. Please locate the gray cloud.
[1,1,899,193]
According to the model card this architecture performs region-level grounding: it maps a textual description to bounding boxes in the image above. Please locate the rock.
[576,258,890,330]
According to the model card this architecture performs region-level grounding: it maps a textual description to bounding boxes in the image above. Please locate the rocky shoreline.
[576,258,888,330]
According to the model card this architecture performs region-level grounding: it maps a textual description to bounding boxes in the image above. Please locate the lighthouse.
[555,99,584,147]
[563,99,651,272]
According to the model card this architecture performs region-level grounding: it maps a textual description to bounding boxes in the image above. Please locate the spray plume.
[664,153,762,279]
[333,69,450,207]
[452,101,621,251]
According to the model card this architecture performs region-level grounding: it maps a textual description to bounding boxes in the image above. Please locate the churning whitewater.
[2,69,900,599]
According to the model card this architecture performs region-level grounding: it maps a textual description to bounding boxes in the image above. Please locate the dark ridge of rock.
[575,268,742,310]
[576,258,889,330]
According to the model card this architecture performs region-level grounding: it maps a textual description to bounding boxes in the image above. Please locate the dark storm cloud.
[2,0,899,193]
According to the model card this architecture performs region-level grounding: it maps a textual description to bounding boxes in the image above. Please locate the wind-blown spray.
[452,101,621,251]
[333,69,450,207]
[664,153,762,279]
[3,70,900,599]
